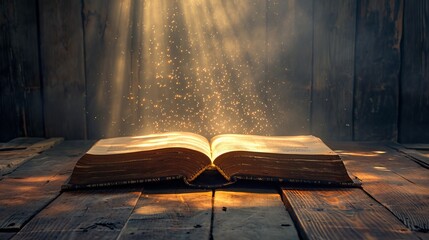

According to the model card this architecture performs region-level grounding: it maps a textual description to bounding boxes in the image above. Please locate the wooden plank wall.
[38,0,87,139]
[266,0,313,135]
[400,0,429,143]
[0,0,44,141]
[354,0,403,141]
[83,0,142,139]
[0,0,428,143]
[311,0,356,140]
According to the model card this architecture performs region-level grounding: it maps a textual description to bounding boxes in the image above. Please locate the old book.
[63,132,359,189]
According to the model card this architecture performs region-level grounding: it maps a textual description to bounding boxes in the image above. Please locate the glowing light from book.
[94,0,291,137]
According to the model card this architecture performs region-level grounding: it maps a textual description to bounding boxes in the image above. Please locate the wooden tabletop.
[0,138,428,240]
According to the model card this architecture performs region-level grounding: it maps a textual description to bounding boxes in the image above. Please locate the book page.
[87,132,211,158]
[210,134,337,160]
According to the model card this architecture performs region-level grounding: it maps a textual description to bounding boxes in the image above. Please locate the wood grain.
[388,142,429,168]
[0,0,44,141]
[331,142,429,232]
[13,189,141,239]
[403,144,429,150]
[266,0,313,135]
[0,137,44,150]
[311,0,356,140]
[0,138,63,176]
[117,189,212,239]
[282,188,417,239]
[0,232,15,240]
[0,141,93,231]
[84,0,142,138]
[38,0,86,139]
[213,189,299,240]
[354,0,403,141]
[400,0,429,143]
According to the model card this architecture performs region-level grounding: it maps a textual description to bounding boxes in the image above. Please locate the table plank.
[0,141,93,231]
[0,138,63,176]
[12,189,141,239]
[282,188,417,239]
[0,138,44,150]
[0,232,15,240]
[213,189,299,240]
[332,142,429,232]
[418,149,429,157]
[118,189,212,239]
[388,142,429,168]
[403,144,429,150]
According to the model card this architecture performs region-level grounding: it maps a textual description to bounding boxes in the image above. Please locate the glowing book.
[63,132,359,189]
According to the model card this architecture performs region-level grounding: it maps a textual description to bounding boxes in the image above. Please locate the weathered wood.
[417,150,429,158]
[403,144,429,150]
[400,0,429,143]
[0,141,93,231]
[213,189,299,240]
[266,0,313,135]
[334,141,429,186]
[331,142,429,231]
[13,189,141,239]
[11,0,45,140]
[0,232,15,240]
[0,138,63,176]
[354,0,403,141]
[282,188,417,239]
[0,137,44,150]
[117,189,212,239]
[0,0,44,142]
[388,142,429,168]
[415,232,429,240]
[38,0,86,139]
[84,0,142,138]
[311,0,356,140]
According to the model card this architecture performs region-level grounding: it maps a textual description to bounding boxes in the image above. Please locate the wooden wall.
[0,0,44,141]
[400,0,429,143]
[1,0,428,143]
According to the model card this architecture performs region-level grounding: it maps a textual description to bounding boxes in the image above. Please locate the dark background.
[1,0,428,143]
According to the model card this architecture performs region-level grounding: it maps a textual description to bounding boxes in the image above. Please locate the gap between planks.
[387,142,429,168]
[331,142,429,232]
[212,188,299,240]
[0,138,63,176]
[117,189,213,239]
[0,140,93,231]
[281,187,418,240]
[12,188,142,239]
[116,187,299,240]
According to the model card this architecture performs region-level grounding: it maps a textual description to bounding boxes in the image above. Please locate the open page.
[209,134,355,185]
[65,132,213,189]
[87,132,212,158]
[210,134,338,161]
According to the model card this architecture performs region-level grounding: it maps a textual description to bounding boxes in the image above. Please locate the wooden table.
[0,138,428,239]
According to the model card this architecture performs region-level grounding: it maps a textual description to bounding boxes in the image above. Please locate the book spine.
[187,165,214,182]
[213,165,231,181]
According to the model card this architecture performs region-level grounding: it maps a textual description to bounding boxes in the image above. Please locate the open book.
[63,132,359,189]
